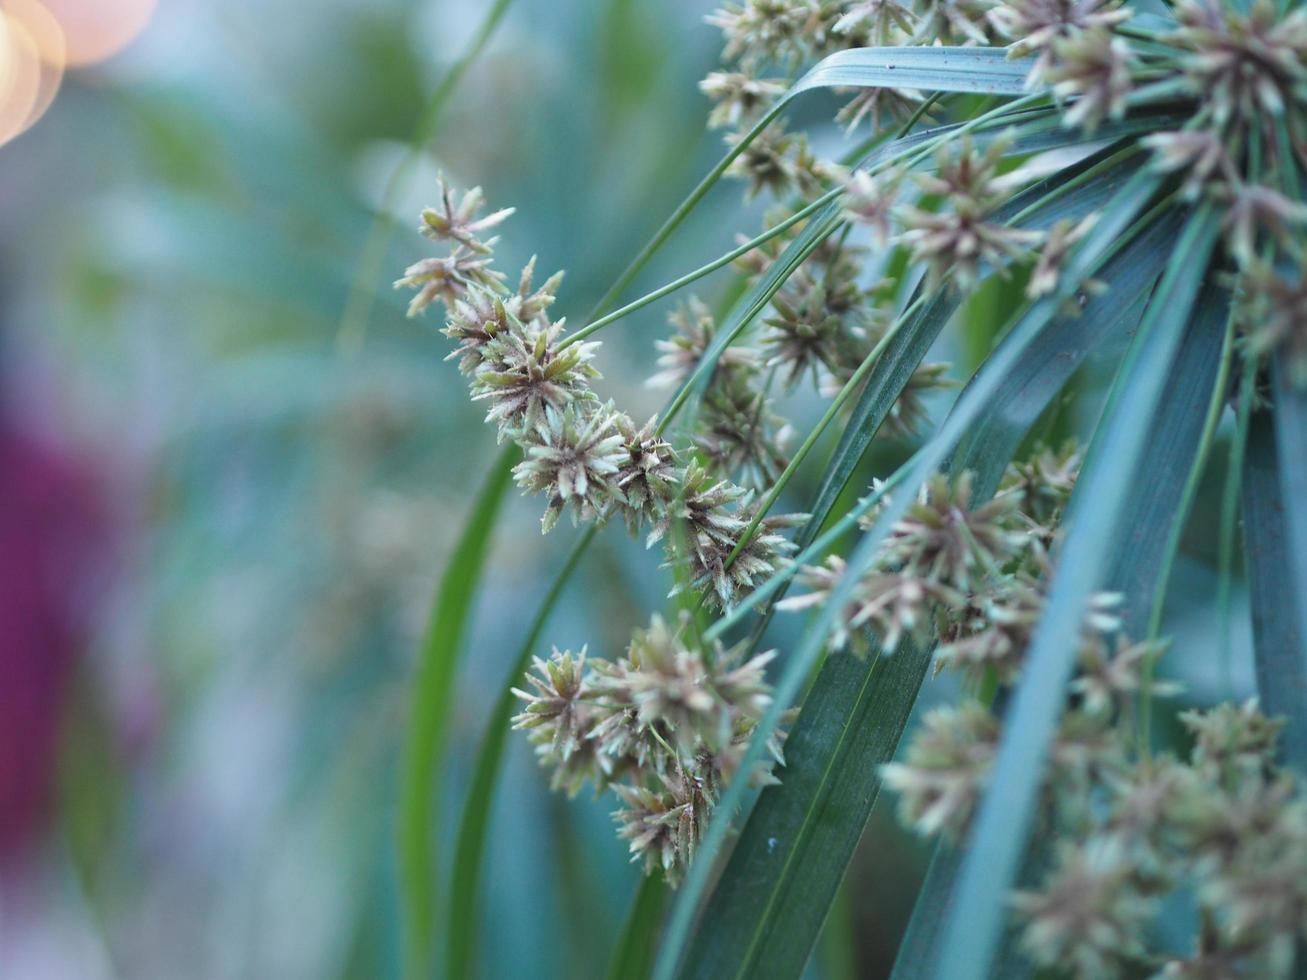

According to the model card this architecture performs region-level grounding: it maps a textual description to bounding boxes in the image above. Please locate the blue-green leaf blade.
[398,445,516,980]
[1245,388,1307,766]
[929,208,1222,980]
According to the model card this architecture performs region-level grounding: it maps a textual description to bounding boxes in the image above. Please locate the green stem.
[726,294,929,568]
[336,0,518,354]
[586,103,787,322]
[562,189,840,349]
[1217,353,1258,695]
[398,444,517,980]
[445,526,597,979]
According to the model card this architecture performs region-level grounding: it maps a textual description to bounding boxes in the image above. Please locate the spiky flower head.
[693,372,792,490]
[1012,837,1152,978]
[471,320,600,438]
[779,554,961,653]
[1142,129,1236,200]
[1000,441,1082,533]
[513,404,625,533]
[1181,700,1284,783]
[1243,257,1307,388]
[650,461,802,609]
[707,0,825,69]
[762,276,851,388]
[612,775,708,886]
[597,614,775,753]
[989,0,1131,78]
[419,180,515,255]
[882,471,1027,595]
[1169,0,1307,142]
[394,249,506,317]
[700,71,787,129]
[840,167,899,247]
[612,414,680,532]
[726,122,827,200]
[912,0,1001,46]
[1026,213,1098,300]
[647,296,760,390]
[833,0,918,44]
[1071,634,1174,717]
[511,648,591,760]
[1044,27,1135,131]
[898,135,1043,290]
[882,701,999,838]
[1219,182,1307,270]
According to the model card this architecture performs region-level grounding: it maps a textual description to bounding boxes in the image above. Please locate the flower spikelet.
[882,701,999,838]
[513,403,625,533]
[471,320,600,438]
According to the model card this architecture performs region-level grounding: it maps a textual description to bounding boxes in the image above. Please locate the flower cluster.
[780,444,1087,661]
[512,614,785,884]
[887,643,1307,975]
[396,180,803,609]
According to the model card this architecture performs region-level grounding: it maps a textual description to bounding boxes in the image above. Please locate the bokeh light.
[31,0,154,67]
[0,0,65,146]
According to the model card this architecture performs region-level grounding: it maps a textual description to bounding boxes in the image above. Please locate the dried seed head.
[419,180,515,255]
[882,701,1000,838]
[471,320,601,439]
[1045,27,1135,132]
[700,71,787,129]
[647,296,760,390]
[513,403,625,533]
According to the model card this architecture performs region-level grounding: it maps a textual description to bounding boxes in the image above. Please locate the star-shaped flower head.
[513,403,626,533]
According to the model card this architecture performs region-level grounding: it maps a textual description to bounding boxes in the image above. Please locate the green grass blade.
[653,170,1165,980]
[590,48,1040,322]
[606,874,669,980]
[398,445,517,980]
[1102,280,1231,630]
[791,46,1034,97]
[1271,358,1307,679]
[446,526,598,979]
[679,203,1171,980]
[929,208,1222,980]
[1245,380,1307,766]
[681,641,933,980]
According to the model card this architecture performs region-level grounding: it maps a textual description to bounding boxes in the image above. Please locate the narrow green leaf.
[398,445,516,980]
[1102,280,1231,629]
[1271,359,1307,684]
[929,208,1222,980]
[446,526,597,979]
[682,641,932,980]
[683,198,1173,980]
[792,46,1035,97]
[889,845,964,979]
[654,169,1166,980]
[606,874,669,980]
[1244,398,1307,766]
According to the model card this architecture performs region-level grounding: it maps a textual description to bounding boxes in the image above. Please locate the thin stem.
[1217,353,1258,695]
[336,0,518,354]
[561,189,840,348]
[725,294,929,569]
[585,102,787,322]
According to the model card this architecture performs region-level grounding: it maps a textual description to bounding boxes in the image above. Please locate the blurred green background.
[0,1,1257,977]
